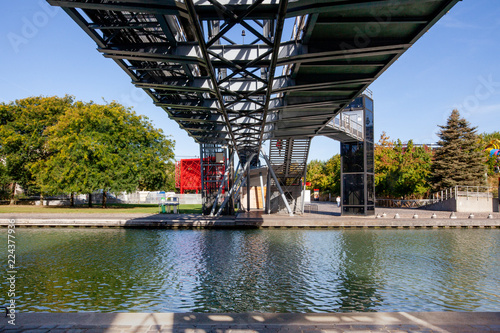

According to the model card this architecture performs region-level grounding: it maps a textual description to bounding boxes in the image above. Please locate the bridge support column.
[340,95,375,216]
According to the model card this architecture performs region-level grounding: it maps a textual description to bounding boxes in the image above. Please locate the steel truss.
[48,0,461,162]
[48,0,461,215]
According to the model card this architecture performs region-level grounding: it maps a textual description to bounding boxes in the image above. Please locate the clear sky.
[1,0,499,161]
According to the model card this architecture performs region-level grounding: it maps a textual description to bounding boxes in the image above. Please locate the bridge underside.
[48,0,460,215]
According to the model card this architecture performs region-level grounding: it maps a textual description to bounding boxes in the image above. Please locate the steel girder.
[48,0,461,159]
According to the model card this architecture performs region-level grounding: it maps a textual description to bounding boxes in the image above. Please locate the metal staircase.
[268,138,311,213]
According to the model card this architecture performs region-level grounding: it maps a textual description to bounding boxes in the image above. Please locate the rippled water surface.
[1,228,499,312]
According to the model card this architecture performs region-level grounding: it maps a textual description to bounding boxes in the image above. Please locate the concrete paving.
[1,312,499,332]
[1,203,499,228]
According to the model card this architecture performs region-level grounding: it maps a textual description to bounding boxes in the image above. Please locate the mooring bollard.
[468,213,474,219]
[394,213,400,219]
[487,214,493,219]
[413,214,418,219]
[431,213,437,219]
[450,212,457,219]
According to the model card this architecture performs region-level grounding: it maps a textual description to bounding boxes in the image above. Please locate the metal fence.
[376,186,494,208]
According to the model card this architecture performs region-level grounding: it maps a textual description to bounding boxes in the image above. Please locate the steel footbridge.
[48,0,460,215]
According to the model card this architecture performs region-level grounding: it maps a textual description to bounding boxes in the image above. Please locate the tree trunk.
[9,182,16,205]
[70,193,74,207]
[40,193,44,206]
[88,193,93,208]
[102,191,107,208]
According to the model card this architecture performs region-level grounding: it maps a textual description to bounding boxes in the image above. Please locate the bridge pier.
[340,95,375,216]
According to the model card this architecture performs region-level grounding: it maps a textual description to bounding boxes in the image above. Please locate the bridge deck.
[47,0,460,159]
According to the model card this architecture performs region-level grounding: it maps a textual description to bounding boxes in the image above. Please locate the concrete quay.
[1,204,499,229]
[1,312,499,332]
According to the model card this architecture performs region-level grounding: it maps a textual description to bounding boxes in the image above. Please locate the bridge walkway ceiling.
[47,0,461,159]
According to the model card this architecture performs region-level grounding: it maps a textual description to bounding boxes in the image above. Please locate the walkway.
[1,203,499,228]
[2,312,499,332]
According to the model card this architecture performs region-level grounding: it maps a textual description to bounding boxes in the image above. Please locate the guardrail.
[429,186,493,203]
[377,186,494,208]
[329,115,364,141]
[376,199,431,208]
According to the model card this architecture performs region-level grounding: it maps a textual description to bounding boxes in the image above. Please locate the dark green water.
[1,228,499,312]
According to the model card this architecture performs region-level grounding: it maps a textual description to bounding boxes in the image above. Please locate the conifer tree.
[432,110,486,190]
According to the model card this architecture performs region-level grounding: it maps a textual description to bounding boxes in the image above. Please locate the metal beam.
[257,0,289,150]
[261,149,293,216]
[184,0,239,155]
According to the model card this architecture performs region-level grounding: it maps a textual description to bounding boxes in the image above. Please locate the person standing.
[336,196,341,207]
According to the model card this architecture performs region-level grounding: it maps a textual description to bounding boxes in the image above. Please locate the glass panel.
[342,206,365,215]
[347,97,363,110]
[365,110,374,142]
[366,142,374,173]
[341,142,364,173]
[343,174,364,205]
[364,96,373,111]
[367,174,375,205]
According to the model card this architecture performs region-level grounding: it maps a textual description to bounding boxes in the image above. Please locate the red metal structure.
[175,159,201,194]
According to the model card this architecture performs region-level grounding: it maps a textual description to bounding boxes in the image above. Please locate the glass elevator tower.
[340,95,375,216]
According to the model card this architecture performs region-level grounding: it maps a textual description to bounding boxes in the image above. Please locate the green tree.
[375,132,432,198]
[0,96,73,202]
[374,132,397,197]
[0,161,11,200]
[33,101,175,207]
[306,159,328,192]
[324,154,341,195]
[306,155,341,196]
[393,140,432,198]
[432,109,486,190]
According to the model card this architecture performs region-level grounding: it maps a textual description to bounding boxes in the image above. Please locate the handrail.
[376,186,494,208]
[428,185,493,204]
[329,114,364,141]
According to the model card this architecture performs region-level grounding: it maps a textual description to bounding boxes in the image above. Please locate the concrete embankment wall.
[421,197,495,213]
[2,217,500,229]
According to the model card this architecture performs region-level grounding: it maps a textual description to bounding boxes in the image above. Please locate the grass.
[0,203,202,214]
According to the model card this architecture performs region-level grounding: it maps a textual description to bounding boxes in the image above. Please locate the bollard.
[449,212,457,219]
[431,213,437,219]
[487,214,493,219]
[382,212,387,217]
[468,213,474,219]
[394,213,400,219]
[413,213,418,219]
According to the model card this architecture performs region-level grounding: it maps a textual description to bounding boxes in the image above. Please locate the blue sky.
[1,0,499,161]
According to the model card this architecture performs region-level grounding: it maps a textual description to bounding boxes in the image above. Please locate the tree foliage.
[375,132,433,199]
[0,96,175,206]
[0,96,73,198]
[306,155,341,195]
[431,109,486,190]
[32,101,175,205]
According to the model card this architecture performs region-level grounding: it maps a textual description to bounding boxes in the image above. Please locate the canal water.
[1,228,499,313]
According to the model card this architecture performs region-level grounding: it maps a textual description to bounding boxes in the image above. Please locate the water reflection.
[0,228,498,313]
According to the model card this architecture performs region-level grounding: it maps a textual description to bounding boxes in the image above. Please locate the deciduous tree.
[306,155,341,196]
[0,96,73,202]
[33,101,175,207]
[375,132,432,198]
